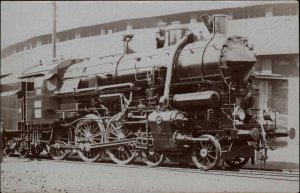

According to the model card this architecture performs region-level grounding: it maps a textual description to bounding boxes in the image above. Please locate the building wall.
[255,54,299,129]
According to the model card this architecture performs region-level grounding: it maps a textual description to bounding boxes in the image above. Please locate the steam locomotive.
[1,14,295,170]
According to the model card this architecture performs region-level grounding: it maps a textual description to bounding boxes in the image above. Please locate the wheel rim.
[144,148,165,167]
[31,149,41,157]
[75,114,105,162]
[106,114,137,165]
[3,139,15,157]
[19,149,29,158]
[48,141,69,160]
[31,146,43,157]
[225,157,250,168]
[3,149,13,157]
[191,134,221,170]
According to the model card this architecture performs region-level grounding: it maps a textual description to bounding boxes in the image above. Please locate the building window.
[90,28,101,36]
[133,22,145,29]
[81,29,91,38]
[32,42,36,48]
[67,33,75,40]
[249,7,265,18]
[162,16,172,24]
[116,24,126,32]
[271,80,288,115]
[273,4,298,16]
[180,15,191,24]
[145,22,155,28]
[112,26,116,33]
[42,37,51,45]
[26,43,31,50]
[272,55,299,77]
[233,8,249,19]
[16,46,24,53]
[197,14,204,23]
[7,49,12,56]
[233,7,265,19]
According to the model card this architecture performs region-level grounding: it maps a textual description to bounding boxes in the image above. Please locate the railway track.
[3,153,299,182]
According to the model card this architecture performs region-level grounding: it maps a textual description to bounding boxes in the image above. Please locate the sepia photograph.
[1,1,299,192]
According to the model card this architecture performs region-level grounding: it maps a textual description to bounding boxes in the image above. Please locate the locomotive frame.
[1,14,295,170]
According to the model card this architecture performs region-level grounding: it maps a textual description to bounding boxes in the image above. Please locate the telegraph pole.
[52,1,57,60]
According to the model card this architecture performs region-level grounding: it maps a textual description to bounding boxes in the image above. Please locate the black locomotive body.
[1,15,295,170]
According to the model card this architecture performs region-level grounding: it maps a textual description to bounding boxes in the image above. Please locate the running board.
[53,138,136,151]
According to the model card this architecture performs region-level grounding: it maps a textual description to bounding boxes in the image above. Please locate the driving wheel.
[191,134,221,170]
[106,113,137,165]
[75,114,105,162]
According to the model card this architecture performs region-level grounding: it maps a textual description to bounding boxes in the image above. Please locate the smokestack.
[214,14,228,36]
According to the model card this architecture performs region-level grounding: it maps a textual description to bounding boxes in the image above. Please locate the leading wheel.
[3,148,14,157]
[31,145,44,157]
[19,149,29,158]
[75,114,105,162]
[191,134,221,170]
[48,128,70,160]
[48,141,69,160]
[31,148,42,157]
[106,113,137,165]
[143,148,165,167]
[225,157,250,169]
[3,139,16,157]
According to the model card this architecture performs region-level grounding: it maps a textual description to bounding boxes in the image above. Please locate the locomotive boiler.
[1,14,295,170]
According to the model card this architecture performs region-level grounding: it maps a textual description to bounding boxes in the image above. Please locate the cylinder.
[172,91,220,109]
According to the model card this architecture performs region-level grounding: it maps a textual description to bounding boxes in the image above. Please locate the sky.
[0,1,289,49]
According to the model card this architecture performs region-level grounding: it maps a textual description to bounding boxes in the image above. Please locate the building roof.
[229,16,299,55]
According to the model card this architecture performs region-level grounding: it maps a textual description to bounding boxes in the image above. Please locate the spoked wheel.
[3,148,14,157]
[3,139,16,157]
[143,148,166,167]
[19,149,29,159]
[191,134,221,170]
[48,128,71,160]
[75,114,105,162]
[31,147,43,157]
[225,157,250,169]
[48,141,69,160]
[106,113,137,165]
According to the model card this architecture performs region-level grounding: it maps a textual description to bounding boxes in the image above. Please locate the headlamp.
[263,109,276,121]
[233,107,246,121]
[237,109,246,121]
[156,116,162,124]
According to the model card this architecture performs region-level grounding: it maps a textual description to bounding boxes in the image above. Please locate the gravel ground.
[1,156,299,193]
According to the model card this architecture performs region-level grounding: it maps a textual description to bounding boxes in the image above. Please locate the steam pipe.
[160,32,194,107]
[173,132,209,142]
